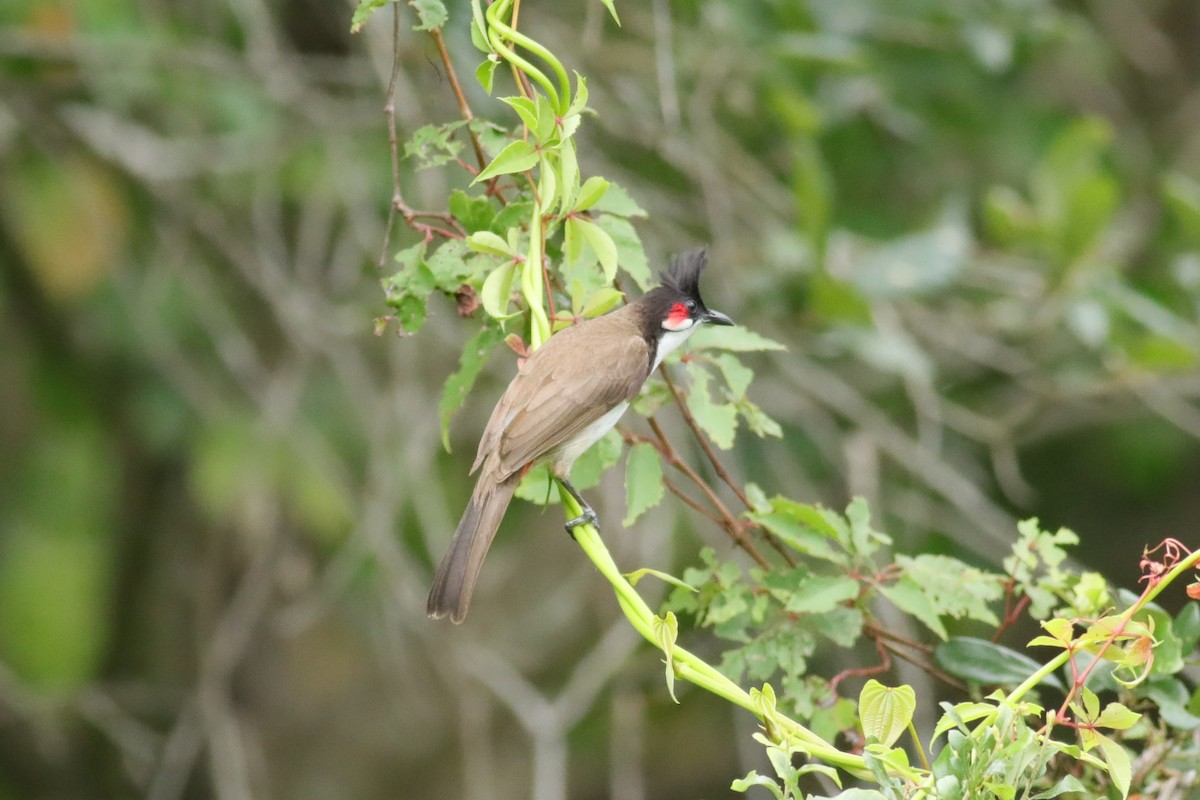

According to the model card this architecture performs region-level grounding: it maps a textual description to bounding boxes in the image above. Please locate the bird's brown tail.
[426,473,520,623]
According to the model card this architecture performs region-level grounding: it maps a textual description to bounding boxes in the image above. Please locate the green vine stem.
[557,483,875,780]
[485,0,569,115]
[999,547,1200,721]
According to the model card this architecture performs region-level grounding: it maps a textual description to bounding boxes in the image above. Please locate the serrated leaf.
[859,680,915,748]
[490,200,535,236]
[595,215,650,289]
[574,176,610,212]
[450,192,496,234]
[623,442,664,526]
[685,365,737,449]
[593,181,646,218]
[350,0,389,33]
[746,498,842,562]
[878,577,947,640]
[711,353,753,398]
[783,575,859,615]
[689,324,786,352]
[438,326,503,450]
[934,637,1065,690]
[573,218,618,282]
[403,121,467,170]
[473,139,539,184]
[1095,734,1132,798]
[730,771,783,798]
[567,71,589,118]
[410,0,447,30]
[500,96,540,134]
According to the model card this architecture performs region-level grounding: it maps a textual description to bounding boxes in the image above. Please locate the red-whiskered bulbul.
[427,247,733,622]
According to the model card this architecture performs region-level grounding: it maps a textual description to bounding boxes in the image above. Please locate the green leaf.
[480,261,518,318]
[859,680,915,748]
[466,230,513,257]
[623,442,664,526]
[711,353,753,398]
[350,0,389,33]
[592,181,646,218]
[500,96,540,134]
[878,577,947,640]
[1095,702,1139,731]
[409,0,447,31]
[558,140,579,214]
[653,612,680,703]
[490,200,535,235]
[450,190,496,234]
[746,497,842,562]
[403,121,467,169]
[1030,776,1086,800]
[934,637,1065,690]
[574,176,610,212]
[783,575,859,615]
[688,324,786,353]
[1095,734,1132,798]
[895,554,1003,626]
[475,57,498,93]
[567,72,589,117]
[573,218,618,282]
[1174,602,1200,657]
[685,365,738,449]
[537,153,558,214]
[599,0,620,25]
[580,287,624,318]
[730,771,783,799]
[473,139,539,184]
[595,215,651,288]
[438,326,504,451]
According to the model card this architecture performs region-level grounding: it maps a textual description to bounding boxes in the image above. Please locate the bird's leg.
[558,477,599,537]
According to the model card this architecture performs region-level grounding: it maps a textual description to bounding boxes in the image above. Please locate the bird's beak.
[703,309,734,326]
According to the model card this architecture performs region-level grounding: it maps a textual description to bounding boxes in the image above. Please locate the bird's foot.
[564,506,599,538]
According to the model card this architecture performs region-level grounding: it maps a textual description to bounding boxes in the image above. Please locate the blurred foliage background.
[1,0,1199,798]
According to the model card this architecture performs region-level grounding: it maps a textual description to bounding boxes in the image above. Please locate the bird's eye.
[684,299,697,312]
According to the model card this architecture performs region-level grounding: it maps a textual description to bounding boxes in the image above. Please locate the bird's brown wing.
[472,313,650,480]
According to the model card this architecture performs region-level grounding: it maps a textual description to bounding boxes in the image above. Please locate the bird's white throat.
[652,323,699,372]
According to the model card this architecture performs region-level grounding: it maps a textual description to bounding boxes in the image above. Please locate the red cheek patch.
[665,302,690,328]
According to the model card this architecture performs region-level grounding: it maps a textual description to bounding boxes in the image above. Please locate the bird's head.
[638,247,733,368]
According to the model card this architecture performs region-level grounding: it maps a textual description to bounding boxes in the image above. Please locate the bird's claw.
[564,507,599,538]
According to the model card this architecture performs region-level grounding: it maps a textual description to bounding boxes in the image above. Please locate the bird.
[427,246,734,623]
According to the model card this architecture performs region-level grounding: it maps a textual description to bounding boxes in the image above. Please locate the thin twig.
[429,28,488,172]
[659,366,796,567]
[663,476,724,525]
[646,418,771,569]
[377,4,405,269]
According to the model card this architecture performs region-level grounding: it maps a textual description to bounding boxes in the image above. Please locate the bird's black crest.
[659,246,709,301]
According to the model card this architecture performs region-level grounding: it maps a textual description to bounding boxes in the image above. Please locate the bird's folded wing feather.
[475,316,650,480]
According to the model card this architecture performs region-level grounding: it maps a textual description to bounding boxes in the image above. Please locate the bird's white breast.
[552,401,629,470]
